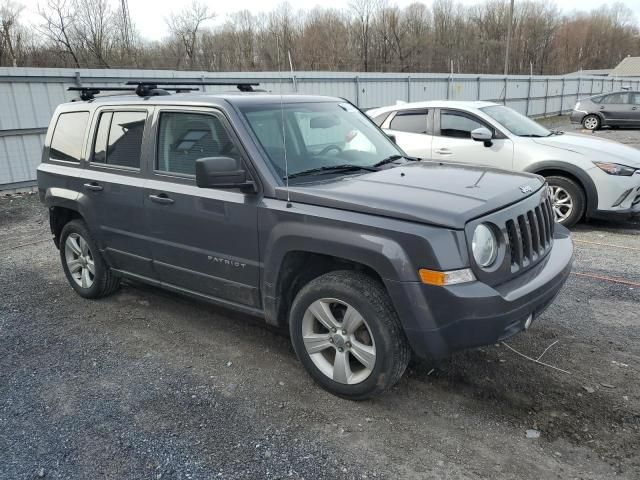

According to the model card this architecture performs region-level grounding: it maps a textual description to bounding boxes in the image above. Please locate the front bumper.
[387,225,574,360]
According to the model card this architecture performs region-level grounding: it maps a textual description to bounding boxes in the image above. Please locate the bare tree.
[0,0,23,67]
[350,0,379,71]
[38,0,80,67]
[166,1,214,68]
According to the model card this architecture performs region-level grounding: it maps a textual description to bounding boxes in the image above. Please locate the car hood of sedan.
[278,161,544,229]
[533,133,640,168]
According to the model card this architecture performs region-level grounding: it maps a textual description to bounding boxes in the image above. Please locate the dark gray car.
[570,91,640,130]
[37,84,573,399]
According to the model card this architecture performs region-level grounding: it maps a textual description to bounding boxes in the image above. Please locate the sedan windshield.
[481,105,551,137]
[239,102,405,182]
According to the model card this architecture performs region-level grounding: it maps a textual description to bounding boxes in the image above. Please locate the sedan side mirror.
[386,133,397,144]
[471,127,493,147]
[195,157,254,190]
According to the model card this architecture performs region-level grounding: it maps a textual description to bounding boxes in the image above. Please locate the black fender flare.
[524,161,598,217]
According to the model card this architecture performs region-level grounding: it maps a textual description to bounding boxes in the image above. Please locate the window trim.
[87,107,150,175]
[150,106,261,193]
[48,110,90,165]
[435,108,507,139]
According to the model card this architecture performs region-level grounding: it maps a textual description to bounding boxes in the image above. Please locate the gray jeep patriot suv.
[37,82,573,400]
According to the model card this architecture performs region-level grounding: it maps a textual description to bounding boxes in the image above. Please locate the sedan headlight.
[593,161,636,176]
[472,224,498,268]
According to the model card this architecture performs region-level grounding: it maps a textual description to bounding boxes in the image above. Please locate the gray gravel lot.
[1,123,639,479]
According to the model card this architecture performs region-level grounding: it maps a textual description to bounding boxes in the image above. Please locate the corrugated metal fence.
[1,67,639,190]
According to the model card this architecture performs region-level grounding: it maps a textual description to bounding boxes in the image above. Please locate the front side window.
[439,111,487,139]
[240,102,403,181]
[50,111,89,162]
[389,109,428,134]
[157,112,240,175]
[92,111,146,168]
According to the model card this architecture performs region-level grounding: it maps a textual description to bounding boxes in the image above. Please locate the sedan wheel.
[550,185,574,224]
[582,115,600,131]
[302,298,376,385]
[64,232,95,289]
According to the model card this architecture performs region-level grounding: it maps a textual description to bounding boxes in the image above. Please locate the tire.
[289,270,411,400]
[59,219,120,299]
[546,176,586,228]
[582,114,601,131]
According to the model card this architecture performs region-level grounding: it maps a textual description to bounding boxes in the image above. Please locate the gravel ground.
[1,128,639,479]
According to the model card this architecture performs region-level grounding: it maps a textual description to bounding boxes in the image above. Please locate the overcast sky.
[18,0,640,41]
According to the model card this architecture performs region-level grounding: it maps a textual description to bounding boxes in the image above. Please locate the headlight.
[472,224,498,268]
[593,161,636,176]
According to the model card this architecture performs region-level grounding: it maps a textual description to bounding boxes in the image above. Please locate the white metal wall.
[1,67,639,189]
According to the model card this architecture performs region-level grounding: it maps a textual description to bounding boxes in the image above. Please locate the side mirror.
[386,133,397,144]
[471,127,493,147]
[195,157,254,190]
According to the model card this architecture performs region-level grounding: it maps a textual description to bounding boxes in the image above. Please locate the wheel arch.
[49,205,84,249]
[525,161,598,218]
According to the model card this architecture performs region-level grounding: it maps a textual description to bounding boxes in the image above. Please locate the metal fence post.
[559,77,566,115]
[503,76,508,105]
[74,71,81,87]
[407,75,411,102]
[447,74,452,99]
[355,76,360,107]
[477,76,481,100]
[590,79,594,95]
[543,78,549,116]
[526,76,532,116]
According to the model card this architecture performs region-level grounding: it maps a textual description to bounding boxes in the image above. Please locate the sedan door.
[431,109,514,169]
[144,107,261,310]
[598,93,630,125]
[382,108,432,158]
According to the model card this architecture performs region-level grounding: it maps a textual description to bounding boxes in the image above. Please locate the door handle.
[633,107,637,110]
[83,182,103,192]
[149,193,174,205]
[435,148,452,155]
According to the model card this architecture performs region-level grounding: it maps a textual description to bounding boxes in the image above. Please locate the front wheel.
[289,271,411,400]
[546,176,585,228]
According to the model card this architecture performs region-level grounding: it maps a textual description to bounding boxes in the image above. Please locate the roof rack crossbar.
[67,85,200,100]
[125,80,260,92]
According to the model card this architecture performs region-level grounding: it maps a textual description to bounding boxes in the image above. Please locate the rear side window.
[49,111,89,162]
[601,93,629,105]
[92,111,147,168]
[157,112,240,175]
[389,110,428,134]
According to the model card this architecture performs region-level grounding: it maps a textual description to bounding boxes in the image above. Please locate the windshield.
[239,102,404,182]
[480,105,551,137]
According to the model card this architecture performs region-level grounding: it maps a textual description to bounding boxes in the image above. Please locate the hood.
[277,162,544,229]
[533,133,640,168]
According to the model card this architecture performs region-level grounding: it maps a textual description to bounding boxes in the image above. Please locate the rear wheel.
[582,114,601,131]
[546,176,585,228]
[289,270,410,400]
[60,220,120,298]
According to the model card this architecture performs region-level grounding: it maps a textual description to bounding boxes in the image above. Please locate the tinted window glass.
[97,111,146,168]
[602,93,629,104]
[440,111,485,138]
[157,112,240,175]
[389,110,428,134]
[50,112,89,162]
[631,93,640,105]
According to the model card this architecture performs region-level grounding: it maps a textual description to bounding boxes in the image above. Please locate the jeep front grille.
[505,196,554,271]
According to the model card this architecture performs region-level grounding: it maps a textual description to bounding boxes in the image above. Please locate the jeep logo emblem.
[520,185,532,194]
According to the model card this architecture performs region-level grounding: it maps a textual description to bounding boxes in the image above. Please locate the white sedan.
[367,101,640,227]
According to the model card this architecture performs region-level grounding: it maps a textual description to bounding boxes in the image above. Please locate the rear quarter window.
[49,111,89,162]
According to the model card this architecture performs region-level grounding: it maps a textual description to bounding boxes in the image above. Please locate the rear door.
[143,107,261,309]
[431,109,514,169]
[382,108,431,158]
[625,92,640,125]
[82,106,155,278]
[598,93,630,124]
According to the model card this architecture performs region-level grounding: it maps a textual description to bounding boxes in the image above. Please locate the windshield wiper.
[519,134,546,138]
[373,154,420,168]
[285,164,378,180]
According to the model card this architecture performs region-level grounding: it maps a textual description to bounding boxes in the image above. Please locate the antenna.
[277,34,292,208]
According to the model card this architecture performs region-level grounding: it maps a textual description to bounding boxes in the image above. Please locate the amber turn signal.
[419,268,476,286]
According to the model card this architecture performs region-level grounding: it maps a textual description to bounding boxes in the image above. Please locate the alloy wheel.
[550,185,573,223]
[64,232,95,289]
[301,298,376,385]
[583,116,598,130]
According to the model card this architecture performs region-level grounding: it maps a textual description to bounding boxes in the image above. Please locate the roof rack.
[67,80,261,101]
[125,80,260,93]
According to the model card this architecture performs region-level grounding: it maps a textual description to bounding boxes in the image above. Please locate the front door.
[598,92,631,124]
[144,108,261,309]
[431,109,514,169]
